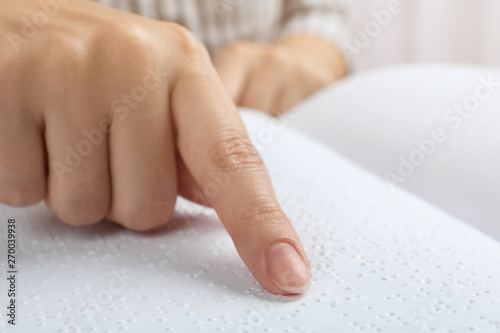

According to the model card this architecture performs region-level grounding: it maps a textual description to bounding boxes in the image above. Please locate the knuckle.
[207,130,263,173]
[99,20,146,42]
[224,40,255,57]
[263,46,289,66]
[317,70,336,86]
[234,199,289,239]
[300,62,335,87]
[96,21,158,66]
[38,33,88,71]
[163,22,195,41]
[164,22,210,68]
[166,22,203,51]
[240,200,287,227]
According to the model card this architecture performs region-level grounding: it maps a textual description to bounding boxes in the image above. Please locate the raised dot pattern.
[0,112,499,332]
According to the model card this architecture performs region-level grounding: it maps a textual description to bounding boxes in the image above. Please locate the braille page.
[289,65,500,241]
[1,110,499,333]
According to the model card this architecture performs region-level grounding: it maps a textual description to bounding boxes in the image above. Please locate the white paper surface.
[1,110,499,333]
[290,64,500,241]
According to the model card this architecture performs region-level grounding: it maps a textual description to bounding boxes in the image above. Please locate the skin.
[0,0,345,295]
[214,34,348,116]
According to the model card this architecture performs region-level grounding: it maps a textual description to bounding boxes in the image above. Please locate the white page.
[290,64,500,241]
[1,110,499,332]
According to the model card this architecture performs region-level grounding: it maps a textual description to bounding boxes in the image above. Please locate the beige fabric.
[95,0,351,56]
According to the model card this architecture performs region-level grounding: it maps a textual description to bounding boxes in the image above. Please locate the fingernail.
[266,242,311,294]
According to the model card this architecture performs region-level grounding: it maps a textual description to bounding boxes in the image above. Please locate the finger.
[239,47,290,114]
[172,61,311,294]
[272,84,306,117]
[0,107,45,207]
[0,55,45,207]
[107,69,177,231]
[45,102,111,226]
[176,153,211,207]
[213,41,258,102]
[274,76,322,116]
[239,67,282,113]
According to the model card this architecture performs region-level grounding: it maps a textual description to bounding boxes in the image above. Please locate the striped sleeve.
[279,0,352,57]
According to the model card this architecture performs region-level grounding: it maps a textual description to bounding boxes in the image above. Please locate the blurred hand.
[0,0,311,294]
[214,34,348,116]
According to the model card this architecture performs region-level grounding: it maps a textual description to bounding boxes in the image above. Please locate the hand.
[0,0,311,294]
[214,34,348,116]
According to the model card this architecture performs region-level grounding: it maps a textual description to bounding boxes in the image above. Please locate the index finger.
[171,59,311,295]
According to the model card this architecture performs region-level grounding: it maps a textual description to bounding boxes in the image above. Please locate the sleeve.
[279,0,352,59]
[91,0,161,19]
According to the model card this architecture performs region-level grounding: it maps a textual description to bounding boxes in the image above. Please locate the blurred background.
[349,0,500,71]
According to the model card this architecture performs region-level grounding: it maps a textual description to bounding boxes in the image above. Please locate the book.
[291,64,500,241]
[1,65,499,332]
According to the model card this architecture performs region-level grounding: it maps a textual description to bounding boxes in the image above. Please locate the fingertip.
[265,242,311,294]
